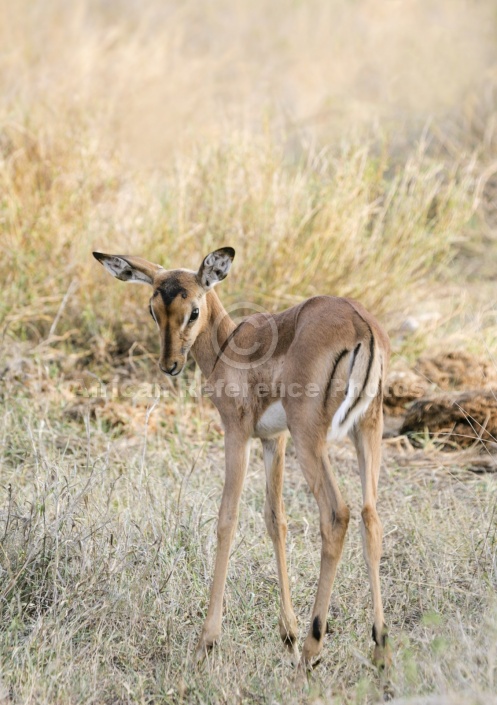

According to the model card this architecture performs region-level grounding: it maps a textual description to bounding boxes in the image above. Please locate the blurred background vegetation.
[2,0,497,366]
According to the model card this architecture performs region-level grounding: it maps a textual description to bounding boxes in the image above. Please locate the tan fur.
[94,248,391,669]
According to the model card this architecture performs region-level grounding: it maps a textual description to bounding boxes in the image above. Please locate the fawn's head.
[93,247,235,376]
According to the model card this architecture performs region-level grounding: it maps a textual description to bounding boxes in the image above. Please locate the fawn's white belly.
[255,401,288,438]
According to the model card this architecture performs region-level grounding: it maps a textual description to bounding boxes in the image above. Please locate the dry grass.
[1,1,497,703]
[0,126,482,357]
[1,368,496,704]
[1,0,497,360]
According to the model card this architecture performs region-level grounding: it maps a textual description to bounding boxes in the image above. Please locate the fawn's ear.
[93,252,162,285]
[197,247,235,291]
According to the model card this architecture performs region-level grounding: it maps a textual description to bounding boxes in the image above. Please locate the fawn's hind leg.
[291,432,350,667]
[350,396,391,669]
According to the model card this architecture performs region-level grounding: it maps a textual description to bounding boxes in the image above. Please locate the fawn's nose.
[160,361,178,376]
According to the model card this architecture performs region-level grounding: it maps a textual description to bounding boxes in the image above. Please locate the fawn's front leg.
[262,436,299,664]
[195,430,251,662]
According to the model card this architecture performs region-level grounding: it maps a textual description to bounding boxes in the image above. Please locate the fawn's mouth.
[159,361,184,376]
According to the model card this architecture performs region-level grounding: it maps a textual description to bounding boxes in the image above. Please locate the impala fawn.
[94,247,391,669]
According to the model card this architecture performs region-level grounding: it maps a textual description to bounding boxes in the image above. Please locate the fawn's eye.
[148,303,154,318]
[189,308,199,323]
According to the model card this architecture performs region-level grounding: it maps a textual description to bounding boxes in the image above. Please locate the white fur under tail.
[329,334,382,441]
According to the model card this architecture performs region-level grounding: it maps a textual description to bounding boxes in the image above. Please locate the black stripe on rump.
[341,323,375,425]
[323,348,349,408]
[344,342,361,397]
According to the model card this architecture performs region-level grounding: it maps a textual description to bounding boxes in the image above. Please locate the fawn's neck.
[191,290,236,378]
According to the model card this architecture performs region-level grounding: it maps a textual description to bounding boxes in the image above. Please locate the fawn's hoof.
[194,632,219,665]
[279,620,300,666]
[372,624,392,671]
[373,639,392,671]
[299,633,323,671]
[283,638,300,668]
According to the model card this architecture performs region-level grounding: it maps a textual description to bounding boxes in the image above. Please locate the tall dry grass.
[1,0,497,360]
[0,127,482,356]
